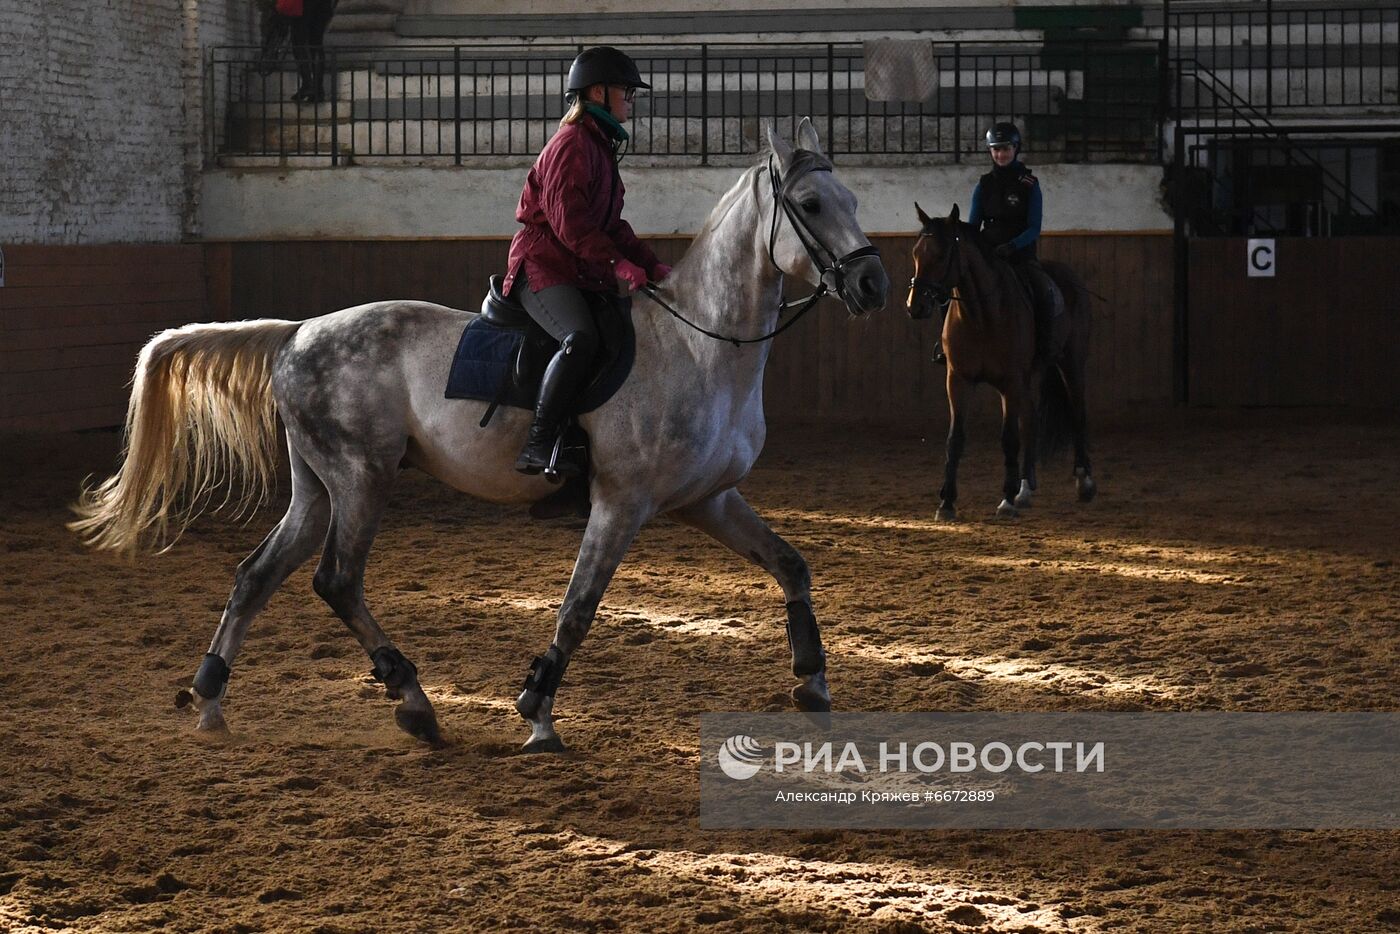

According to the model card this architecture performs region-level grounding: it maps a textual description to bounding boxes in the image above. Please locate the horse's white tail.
[69,319,303,554]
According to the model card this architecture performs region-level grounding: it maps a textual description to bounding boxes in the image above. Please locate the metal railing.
[1163,2,1400,240]
[1165,0,1400,117]
[208,41,1161,165]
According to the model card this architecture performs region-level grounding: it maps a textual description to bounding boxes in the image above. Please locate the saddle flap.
[480,274,532,328]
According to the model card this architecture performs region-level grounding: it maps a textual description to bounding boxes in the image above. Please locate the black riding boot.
[515,335,591,475]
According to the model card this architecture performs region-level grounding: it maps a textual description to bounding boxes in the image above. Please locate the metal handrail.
[1175,61,1382,216]
[208,39,1161,165]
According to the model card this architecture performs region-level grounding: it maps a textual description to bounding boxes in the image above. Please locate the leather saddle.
[472,274,635,421]
[1009,264,1064,324]
[446,275,636,520]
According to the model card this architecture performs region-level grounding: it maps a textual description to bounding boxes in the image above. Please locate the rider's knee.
[560,329,599,364]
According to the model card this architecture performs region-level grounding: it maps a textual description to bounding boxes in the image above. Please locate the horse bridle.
[908,225,963,314]
[640,152,882,347]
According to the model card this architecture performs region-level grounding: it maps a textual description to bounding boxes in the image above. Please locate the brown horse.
[906,202,1096,520]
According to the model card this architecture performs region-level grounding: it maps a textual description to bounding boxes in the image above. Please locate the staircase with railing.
[1165,0,1400,237]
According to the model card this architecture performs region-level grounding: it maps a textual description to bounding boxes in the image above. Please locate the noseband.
[909,226,962,313]
[640,152,881,347]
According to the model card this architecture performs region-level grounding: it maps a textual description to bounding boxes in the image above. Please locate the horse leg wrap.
[370,646,418,701]
[785,601,827,677]
[516,646,567,720]
[193,653,231,701]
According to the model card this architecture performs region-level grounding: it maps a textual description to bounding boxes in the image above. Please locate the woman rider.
[941,121,1057,364]
[502,46,672,474]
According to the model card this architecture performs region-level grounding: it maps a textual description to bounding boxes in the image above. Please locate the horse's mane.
[693,148,834,243]
[690,163,765,243]
[678,149,838,278]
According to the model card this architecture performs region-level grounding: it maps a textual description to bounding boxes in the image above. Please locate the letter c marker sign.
[1247,239,1275,278]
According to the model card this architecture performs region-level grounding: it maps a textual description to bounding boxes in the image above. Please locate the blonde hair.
[560,83,608,126]
[560,96,587,126]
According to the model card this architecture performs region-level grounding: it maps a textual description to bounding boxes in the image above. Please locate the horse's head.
[764,120,889,316]
[907,202,964,320]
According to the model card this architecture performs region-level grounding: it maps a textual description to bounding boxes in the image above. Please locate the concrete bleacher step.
[391,5,1028,40]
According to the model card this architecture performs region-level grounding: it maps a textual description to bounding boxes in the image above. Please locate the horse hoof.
[395,706,445,747]
[174,689,193,709]
[1014,480,1034,509]
[1077,476,1098,503]
[935,505,958,522]
[521,735,566,754]
[792,683,832,713]
[195,710,228,734]
[996,500,1019,518]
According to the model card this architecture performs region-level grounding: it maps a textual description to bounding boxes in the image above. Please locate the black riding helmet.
[985,121,1022,150]
[565,46,651,101]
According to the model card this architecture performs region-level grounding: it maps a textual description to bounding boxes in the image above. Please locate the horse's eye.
[801,199,820,214]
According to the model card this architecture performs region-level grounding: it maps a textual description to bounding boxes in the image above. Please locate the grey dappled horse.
[71,120,889,752]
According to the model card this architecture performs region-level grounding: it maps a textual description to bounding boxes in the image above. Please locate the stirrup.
[542,431,580,482]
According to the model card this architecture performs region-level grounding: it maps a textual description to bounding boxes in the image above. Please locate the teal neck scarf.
[584,103,630,142]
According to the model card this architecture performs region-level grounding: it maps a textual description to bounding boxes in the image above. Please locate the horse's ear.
[915,202,933,228]
[765,121,794,167]
[796,117,824,157]
[949,203,961,224]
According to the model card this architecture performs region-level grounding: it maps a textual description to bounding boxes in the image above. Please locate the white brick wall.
[0,0,253,244]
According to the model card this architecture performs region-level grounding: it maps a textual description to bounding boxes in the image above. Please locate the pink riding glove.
[650,262,673,283]
[614,258,648,293]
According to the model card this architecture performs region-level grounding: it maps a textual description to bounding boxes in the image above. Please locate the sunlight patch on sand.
[763,508,978,534]
[963,553,1247,586]
[843,641,1191,702]
[538,830,1088,931]
[478,593,760,637]
[424,686,520,714]
[467,590,1188,703]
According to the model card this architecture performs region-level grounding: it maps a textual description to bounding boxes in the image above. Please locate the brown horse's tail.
[1037,261,1087,460]
[69,319,302,555]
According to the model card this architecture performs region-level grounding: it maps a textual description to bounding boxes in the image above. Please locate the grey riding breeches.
[514,271,600,359]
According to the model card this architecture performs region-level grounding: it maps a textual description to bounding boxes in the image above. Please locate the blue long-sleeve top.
[967,166,1043,252]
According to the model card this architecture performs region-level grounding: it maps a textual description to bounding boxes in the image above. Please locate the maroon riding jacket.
[503,115,661,296]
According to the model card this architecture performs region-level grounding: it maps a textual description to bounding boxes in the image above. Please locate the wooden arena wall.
[0,245,230,432]
[211,233,1175,429]
[2,234,1171,431]
[1187,238,1400,408]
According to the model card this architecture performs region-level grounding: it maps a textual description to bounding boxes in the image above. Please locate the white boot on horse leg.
[1075,466,1097,502]
[1014,479,1034,509]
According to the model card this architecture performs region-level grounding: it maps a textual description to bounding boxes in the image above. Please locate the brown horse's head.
[907,202,964,320]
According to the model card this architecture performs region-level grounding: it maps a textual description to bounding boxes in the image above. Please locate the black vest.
[978,162,1037,257]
